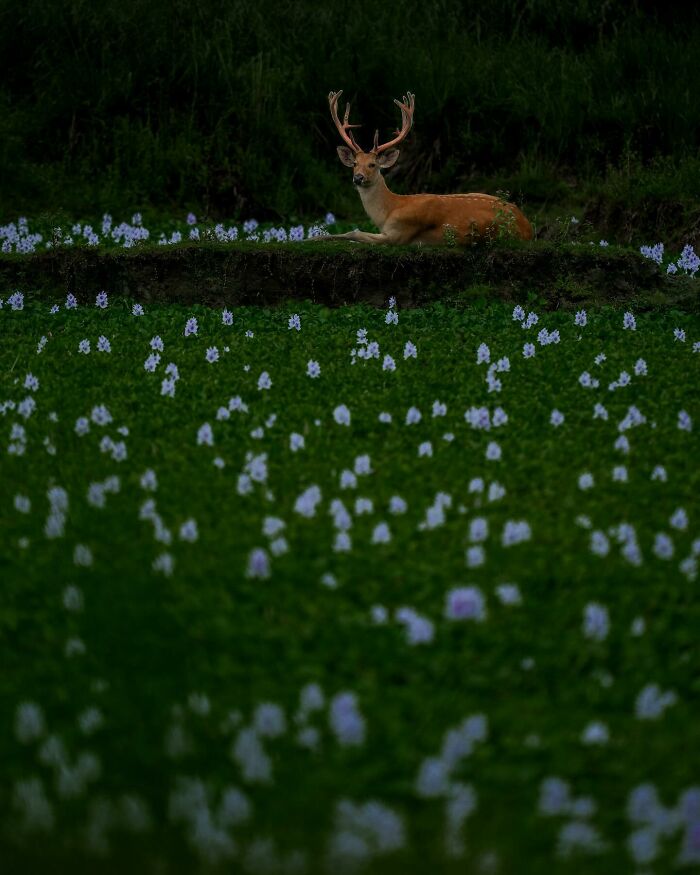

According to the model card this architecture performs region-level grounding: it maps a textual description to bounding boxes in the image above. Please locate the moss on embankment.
[0,240,696,311]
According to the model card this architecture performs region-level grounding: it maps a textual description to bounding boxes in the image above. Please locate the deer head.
[328,91,415,188]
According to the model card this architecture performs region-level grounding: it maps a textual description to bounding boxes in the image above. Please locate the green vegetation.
[2,296,699,872]
[2,0,700,231]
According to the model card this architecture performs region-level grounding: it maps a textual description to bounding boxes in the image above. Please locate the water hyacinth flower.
[476,343,490,364]
[333,405,351,426]
[382,355,396,371]
[78,339,91,354]
[205,347,219,363]
[583,602,610,641]
[635,684,677,720]
[246,548,271,580]
[403,341,417,359]
[385,310,398,325]
[184,317,198,337]
[329,692,365,747]
[257,371,272,390]
[95,291,108,308]
[578,472,594,490]
[623,311,637,330]
[97,336,111,353]
[501,520,531,546]
[575,310,587,326]
[550,409,565,426]
[495,583,522,606]
[523,343,535,358]
[288,313,301,331]
[445,586,486,621]
[418,441,433,458]
[512,305,525,321]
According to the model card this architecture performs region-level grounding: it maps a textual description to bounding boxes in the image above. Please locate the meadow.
[2,287,699,873]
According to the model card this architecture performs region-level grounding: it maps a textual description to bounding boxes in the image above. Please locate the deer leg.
[318,230,397,245]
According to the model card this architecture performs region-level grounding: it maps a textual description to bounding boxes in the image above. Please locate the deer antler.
[373,92,415,154]
[328,90,362,153]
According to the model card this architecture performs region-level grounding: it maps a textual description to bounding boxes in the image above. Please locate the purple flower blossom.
[184,317,198,337]
[95,291,108,308]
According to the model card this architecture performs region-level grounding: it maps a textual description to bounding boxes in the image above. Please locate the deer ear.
[337,146,356,167]
[376,149,399,168]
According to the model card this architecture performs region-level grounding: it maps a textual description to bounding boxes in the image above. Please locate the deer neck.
[357,174,399,230]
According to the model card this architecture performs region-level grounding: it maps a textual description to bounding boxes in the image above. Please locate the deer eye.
[369,163,376,168]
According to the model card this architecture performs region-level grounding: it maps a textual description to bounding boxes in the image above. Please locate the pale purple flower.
[678,410,693,431]
[382,354,396,371]
[371,522,391,544]
[405,406,421,425]
[575,310,587,326]
[97,335,111,353]
[288,313,301,331]
[485,441,501,461]
[476,343,490,364]
[289,432,305,452]
[652,533,673,559]
[403,341,417,359]
[466,545,485,567]
[257,371,272,390]
[222,309,233,325]
[95,291,108,308]
[583,602,609,641]
[389,495,407,514]
[385,310,398,325]
[674,327,687,342]
[184,317,198,337]
[186,212,197,225]
[132,303,145,316]
[78,339,90,354]
[512,305,525,321]
[329,692,365,746]
[246,548,270,579]
[623,311,637,330]
[523,343,535,358]
[445,586,486,621]
[418,441,433,458]
[66,293,78,309]
[501,520,531,546]
[550,409,564,426]
[333,405,351,426]
[150,336,164,351]
[635,684,677,720]
[495,583,522,606]
[206,347,219,363]
[581,721,609,745]
[578,472,594,490]
[197,423,213,446]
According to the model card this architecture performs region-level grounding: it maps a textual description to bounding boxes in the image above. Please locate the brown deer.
[322,91,533,246]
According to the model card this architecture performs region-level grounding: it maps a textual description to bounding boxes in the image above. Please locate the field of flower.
[2,289,700,873]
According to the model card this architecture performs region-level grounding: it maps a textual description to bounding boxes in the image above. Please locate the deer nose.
[353,173,365,185]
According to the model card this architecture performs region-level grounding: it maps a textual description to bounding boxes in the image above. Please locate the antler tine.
[329,89,361,153]
[373,91,415,154]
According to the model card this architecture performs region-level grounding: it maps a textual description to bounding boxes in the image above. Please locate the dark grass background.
[2,0,700,242]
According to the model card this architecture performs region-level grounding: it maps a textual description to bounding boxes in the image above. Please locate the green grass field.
[1,292,699,873]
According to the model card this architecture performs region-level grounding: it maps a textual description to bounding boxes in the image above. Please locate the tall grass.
[1,0,699,218]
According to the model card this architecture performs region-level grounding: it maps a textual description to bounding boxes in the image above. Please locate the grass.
[1,293,699,872]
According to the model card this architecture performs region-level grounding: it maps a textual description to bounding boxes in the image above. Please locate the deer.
[321,90,533,246]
